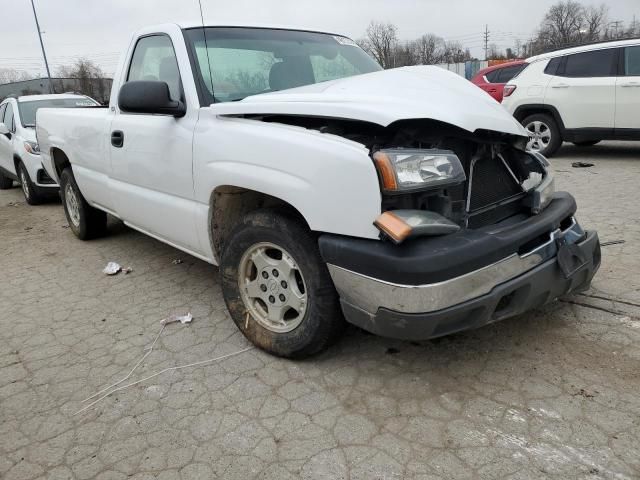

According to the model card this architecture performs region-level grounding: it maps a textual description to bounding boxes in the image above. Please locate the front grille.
[467,200,523,229]
[468,156,522,211]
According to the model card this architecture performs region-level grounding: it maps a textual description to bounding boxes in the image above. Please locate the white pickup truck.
[37,23,601,357]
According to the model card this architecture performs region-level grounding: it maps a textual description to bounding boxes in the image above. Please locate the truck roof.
[148,21,346,38]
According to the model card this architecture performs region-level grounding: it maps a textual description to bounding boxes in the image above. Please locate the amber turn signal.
[372,151,398,191]
[374,211,412,244]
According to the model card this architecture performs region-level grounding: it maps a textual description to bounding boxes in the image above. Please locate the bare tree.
[582,5,609,42]
[414,34,445,65]
[360,22,398,68]
[442,41,470,64]
[541,0,585,47]
[56,58,107,99]
[0,68,33,84]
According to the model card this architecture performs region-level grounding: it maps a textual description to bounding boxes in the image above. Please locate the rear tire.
[220,209,344,358]
[572,140,600,147]
[522,113,562,158]
[18,162,45,205]
[0,171,12,189]
[59,168,107,240]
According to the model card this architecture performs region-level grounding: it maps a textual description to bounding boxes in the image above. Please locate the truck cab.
[37,23,600,358]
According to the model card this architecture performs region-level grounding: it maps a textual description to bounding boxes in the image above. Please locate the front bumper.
[320,194,600,340]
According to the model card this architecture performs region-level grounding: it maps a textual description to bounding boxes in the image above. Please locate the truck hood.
[210,66,528,137]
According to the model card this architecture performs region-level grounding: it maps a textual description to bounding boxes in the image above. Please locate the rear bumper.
[320,194,600,340]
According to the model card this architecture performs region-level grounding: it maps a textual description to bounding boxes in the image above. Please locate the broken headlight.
[373,149,466,193]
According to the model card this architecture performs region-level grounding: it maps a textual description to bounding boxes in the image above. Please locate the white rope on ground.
[74,316,254,416]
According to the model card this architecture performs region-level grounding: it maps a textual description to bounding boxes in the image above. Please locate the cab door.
[615,45,640,132]
[544,48,617,130]
[108,32,201,253]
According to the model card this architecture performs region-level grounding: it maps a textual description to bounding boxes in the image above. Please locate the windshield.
[184,27,382,103]
[18,97,98,127]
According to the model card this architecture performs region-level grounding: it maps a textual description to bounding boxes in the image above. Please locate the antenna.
[197,0,215,97]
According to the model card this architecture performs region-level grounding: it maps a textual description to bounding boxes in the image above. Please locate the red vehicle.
[471,60,527,102]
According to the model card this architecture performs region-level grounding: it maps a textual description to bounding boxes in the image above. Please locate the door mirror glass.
[118,81,186,117]
[0,122,9,136]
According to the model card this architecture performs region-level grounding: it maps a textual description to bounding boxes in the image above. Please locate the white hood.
[210,66,528,137]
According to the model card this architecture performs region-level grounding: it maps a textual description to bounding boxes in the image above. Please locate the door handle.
[111,130,124,148]
[620,82,640,88]
[551,84,570,89]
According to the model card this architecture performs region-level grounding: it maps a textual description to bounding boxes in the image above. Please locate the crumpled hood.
[211,66,528,137]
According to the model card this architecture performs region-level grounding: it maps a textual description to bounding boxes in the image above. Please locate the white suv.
[0,94,99,204]
[502,39,640,157]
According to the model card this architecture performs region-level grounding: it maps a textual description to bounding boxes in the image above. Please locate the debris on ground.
[572,388,596,399]
[172,259,183,265]
[385,347,400,355]
[572,161,595,168]
[161,312,193,326]
[123,266,133,274]
[62,225,70,229]
[74,312,253,415]
[7,202,20,207]
[103,262,122,275]
[600,240,625,247]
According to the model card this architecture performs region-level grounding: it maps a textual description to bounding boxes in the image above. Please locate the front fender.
[194,115,381,240]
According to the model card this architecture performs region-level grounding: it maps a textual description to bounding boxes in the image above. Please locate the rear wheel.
[0,171,12,189]
[522,113,562,158]
[220,209,344,358]
[59,168,107,240]
[572,140,600,147]
[18,162,45,205]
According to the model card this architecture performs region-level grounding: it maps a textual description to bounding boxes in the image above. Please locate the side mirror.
[118,81,186,118]
[0,122,9,137]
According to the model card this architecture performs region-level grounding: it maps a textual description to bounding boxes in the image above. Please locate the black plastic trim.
[0,165,18,181]
[340,230,600,340]
[319,192,577,286]
[513,104,566,133]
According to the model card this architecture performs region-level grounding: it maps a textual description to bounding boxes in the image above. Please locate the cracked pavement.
[1,141,639,479]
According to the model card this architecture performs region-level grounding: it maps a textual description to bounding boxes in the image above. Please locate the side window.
[561,49,617,78]
[127,35,182,101]
[3,103,15,132]
[495,65,524,83]
[544,57,562,75]
[0,104,6,125]
[484,70,500,83]
[624,46,640,76]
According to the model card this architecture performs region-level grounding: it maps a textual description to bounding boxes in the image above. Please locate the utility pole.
[483,24,490,61]
[610,20,623,39]
[29,0,54,93]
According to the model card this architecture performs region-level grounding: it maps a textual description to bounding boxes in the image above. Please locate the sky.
[1,0,638,77]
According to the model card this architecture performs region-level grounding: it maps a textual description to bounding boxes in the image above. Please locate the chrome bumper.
[328,218,585,316]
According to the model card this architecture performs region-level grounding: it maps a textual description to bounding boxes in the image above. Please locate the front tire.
[18,162,44,205]
[220,209,344,358]
[522,113,562,158]
[0,171,12,189]
[59,168,107,240]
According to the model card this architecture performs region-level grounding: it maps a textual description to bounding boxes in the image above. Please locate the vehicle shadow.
[554,141,640,160]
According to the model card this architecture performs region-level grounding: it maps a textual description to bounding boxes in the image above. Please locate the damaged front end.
[366,119,555,242]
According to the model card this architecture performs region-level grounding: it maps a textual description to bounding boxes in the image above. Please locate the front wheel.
[522,113,562,158]
[18,162,45,205]
[59,168,107,240]
[220,209,344,358]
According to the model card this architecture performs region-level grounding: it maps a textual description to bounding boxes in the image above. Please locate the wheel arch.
[13,154,22,174]
[50,148,71,180]
[513,104,566,133]
[209,185,310,263]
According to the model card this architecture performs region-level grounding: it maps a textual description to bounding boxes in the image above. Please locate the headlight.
[24,141,40,155]
[373,149,466,193]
